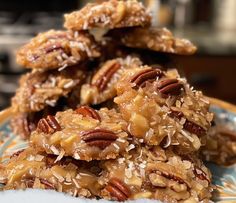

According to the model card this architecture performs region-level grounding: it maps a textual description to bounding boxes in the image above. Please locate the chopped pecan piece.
[10,149,25,159]
[24,177,55,189]
[40,178,55,189]
[24,178,35,188]
[81,129,118,149]
[44,43,63,54]
[193,167,210,184]
[105,178,131,201]
[92,62,121,91]
[169,110,206,136]
[130,68,162,89]
[184,120,206,137]
[37,115,61,134]
[157,78,183,97]
[75,106,101,121]
[155,170,187,186]
[169,110,184,120]
[147,163,190,189]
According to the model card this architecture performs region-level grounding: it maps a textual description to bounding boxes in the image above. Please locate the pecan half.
[105,178,131,201]
[130,68,162,89]
[92,62,121,91]
[155,170,187,186]
[37,115,61,134]
[193,167,210,184]
[157,78,183,97]
[81,129,118,149]
[169,110,206,136]
[75,106,101,121]
[147,163,190,189]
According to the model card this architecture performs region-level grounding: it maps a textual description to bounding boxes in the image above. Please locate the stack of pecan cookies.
[0,0,217,202]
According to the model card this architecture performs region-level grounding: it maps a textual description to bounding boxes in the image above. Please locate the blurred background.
[0,0,235,110]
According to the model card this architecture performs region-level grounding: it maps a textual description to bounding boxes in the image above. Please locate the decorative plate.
[0,105,236,202]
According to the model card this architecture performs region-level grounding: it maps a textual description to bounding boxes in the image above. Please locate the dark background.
[0,0,235,110]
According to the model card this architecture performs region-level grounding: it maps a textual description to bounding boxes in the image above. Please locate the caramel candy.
[16,30,100,70]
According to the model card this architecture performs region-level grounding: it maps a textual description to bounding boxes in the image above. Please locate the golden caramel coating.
[99,146,212,202]
[107,27,197,55]
[16,30,100,70]
[0,148,103,197]
[114,68,213,153]
[64,0,151,30]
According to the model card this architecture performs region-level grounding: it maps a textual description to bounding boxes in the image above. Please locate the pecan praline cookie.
[30,107,129,161]
[64,0,151,30]
[11,66,85,113]
[114,67,213,153]
[16,30,100,70]
[106,27,197,55]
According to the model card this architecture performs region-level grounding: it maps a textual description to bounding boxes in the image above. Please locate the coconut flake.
[113,143,120,151]
[34,154,44,162]
[74,152,81,160]
[58,64,68,71]
[52,171,64,182]
[181,130,194,142]
[163,133,172,148]
[50,146,60,155]
[63,80,74,89]
[54,150,65,163]
[72,178,81,189]
[45,100,56,107]
[116,138,125,143]
[126,144,135,152]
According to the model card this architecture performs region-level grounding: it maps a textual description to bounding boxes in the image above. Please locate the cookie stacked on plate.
[0,0,214,202]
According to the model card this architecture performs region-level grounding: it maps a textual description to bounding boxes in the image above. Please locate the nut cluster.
[37,115,61,134]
